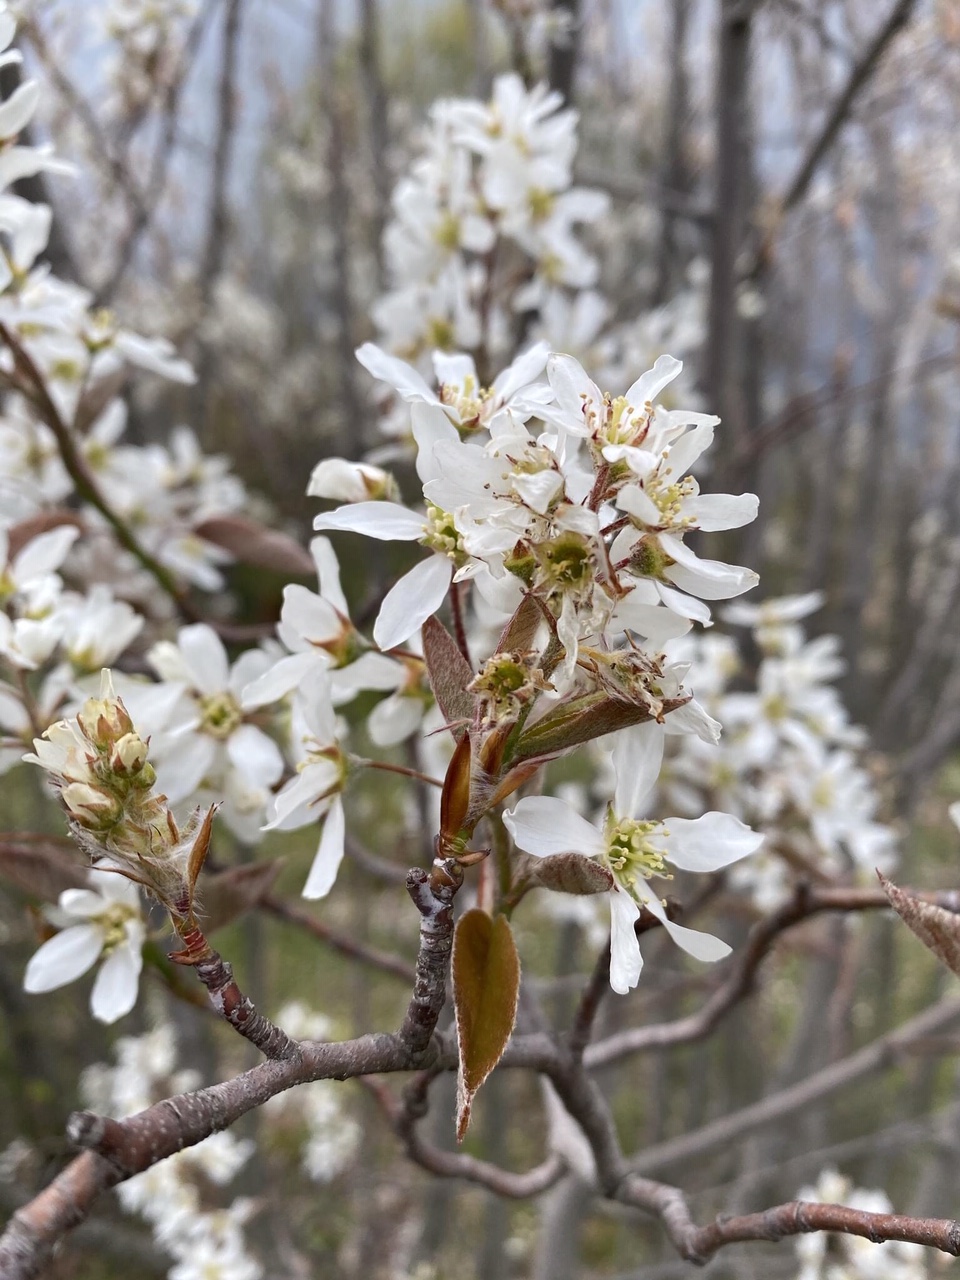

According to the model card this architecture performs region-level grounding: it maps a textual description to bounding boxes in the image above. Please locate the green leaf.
[880,874,960,978]
[452,909,521,1141]
[512,692,689,761]
[422,615,475,739]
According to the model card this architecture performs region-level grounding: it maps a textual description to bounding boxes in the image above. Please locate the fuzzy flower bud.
[109,732,151,779]
[77,679,134,750]
[61,782,123,831]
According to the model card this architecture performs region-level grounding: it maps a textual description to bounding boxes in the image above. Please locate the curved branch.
[629,993,960,1177]
[586,884,960,1066]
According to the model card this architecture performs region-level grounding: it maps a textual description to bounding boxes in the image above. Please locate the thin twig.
[259,891,415,983]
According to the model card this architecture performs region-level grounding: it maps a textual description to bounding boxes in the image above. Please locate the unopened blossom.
[505,723,763,993]
[23,865,144,1023]
[307,458,398,503]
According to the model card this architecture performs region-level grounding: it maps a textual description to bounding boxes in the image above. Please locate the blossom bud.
[61,782,123,830]
[77,695,134,750]
[109,733,150,777]
[307,458,398,503]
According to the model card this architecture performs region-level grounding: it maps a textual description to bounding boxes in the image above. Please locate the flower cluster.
[263,1003,361,1183]
[657,594,897,909]
[373,73,608,368]
[7,0,765,1017]
[81,1026,262,1280]
[794,1169,931,1280]
[25,669,215,916]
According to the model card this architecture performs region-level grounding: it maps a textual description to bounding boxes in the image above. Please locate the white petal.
[492,341,550,400]
[617,483,662,526]
[0,81,39,141]
[503,796,606,859]
[24,924,102,992]
[368,693,423,746]
[264,764,335,831]
[280,585,342,646]
[228,724,285,787]
[331,651,405,699]
[310,536,350,617]
[613,721,664,818]
[11,525,78,584]
[950,802,960,836]
[177,624,229,695]
[661,535,759,601]
[660,422,715,479]
[356,342,439,403]
[155,733,218,804]
[546,354,601,427]
[303,795,346,899]
[608,889,643,994]
[683,492,758,532]
[241,651,320,709]
[665,812,764,872]
[313,501,425,541]
[625,354,682,407]
[57,888,109,919]
[373,554,452,652]
[432,350,477,387]
[655,582,713,624]
[641,892,732,962]
[90,936,142,1023]
[664,699,722,744]
[411,401,460,483]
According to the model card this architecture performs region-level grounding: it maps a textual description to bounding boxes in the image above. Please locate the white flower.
[504,723,762,993]
[57,585,143,671]
[23,866,144,1023]
[241,536,405,707]
[146,623,284,839]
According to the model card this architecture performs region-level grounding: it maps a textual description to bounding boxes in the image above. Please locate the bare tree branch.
[776,0,918,218]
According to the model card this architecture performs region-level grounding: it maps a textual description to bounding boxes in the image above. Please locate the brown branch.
[568,936,611,1056]
[368,1071,567,1198]
[629,992,960,1177]
[259,891,415,983]
[616,1180,960,1264]
[397,860,463,1056]
[173,920,301,1059]
[197,0,243,305]
[19,19,151,224]
[0,323,191,610]
[586,884,960,1066]
[345,833,409,885]
[776,0,917,218]
[95,0,217,303]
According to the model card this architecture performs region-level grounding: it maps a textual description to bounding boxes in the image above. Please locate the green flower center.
[643,475,696,528]
[536,531,594,594]
[435,211,462,251]
[199,692,243,740]
[95,901,137,953]
[629,536,671,581]
[604,816,671,894]
[421,504,468,567]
